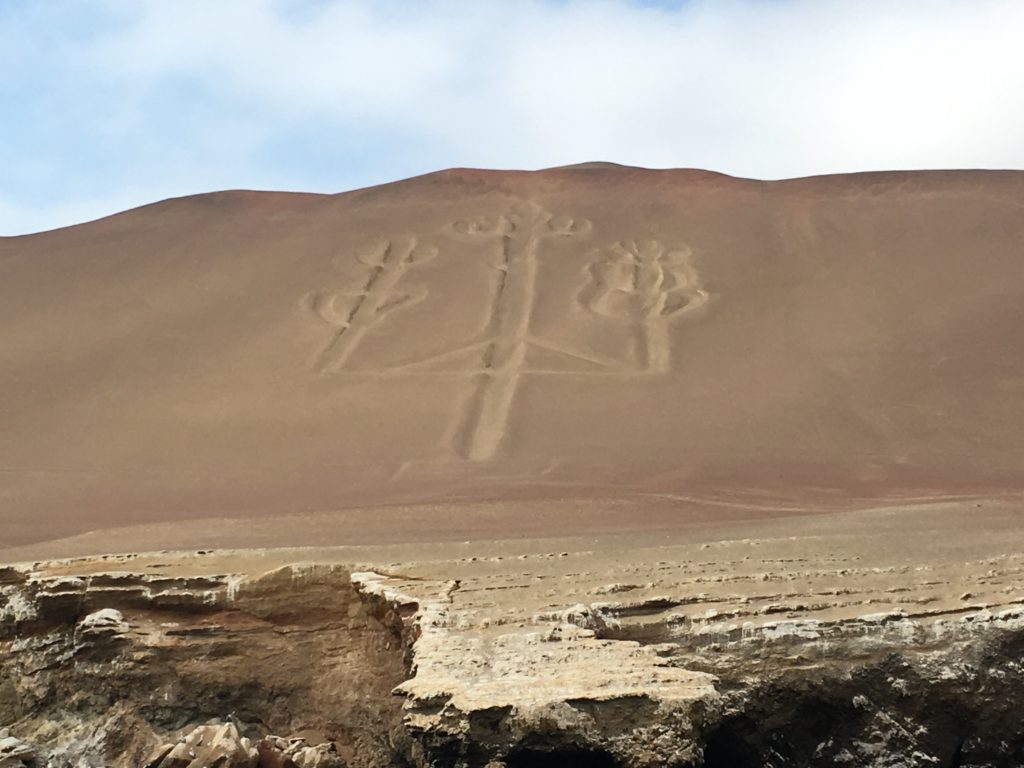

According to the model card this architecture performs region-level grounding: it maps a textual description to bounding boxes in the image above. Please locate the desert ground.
[2,164,1024,554]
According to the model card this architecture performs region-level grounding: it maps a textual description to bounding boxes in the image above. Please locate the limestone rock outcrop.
[255,736,348,768]
[0,731,37,768]
[138,724,350,768]
[6,539,1024,767]
[144,723,257,768]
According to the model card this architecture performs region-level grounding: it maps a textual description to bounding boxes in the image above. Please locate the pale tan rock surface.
[0,731,37,768]
[4,499,1024,765]
[143,722,257,768]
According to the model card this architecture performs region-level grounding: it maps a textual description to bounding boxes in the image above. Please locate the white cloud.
[3,0,1024,235]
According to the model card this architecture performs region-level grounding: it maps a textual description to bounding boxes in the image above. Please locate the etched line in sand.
[580,239,709,374]
[309,238,435,373]
[450,203,591,461]
[302,219,710,462]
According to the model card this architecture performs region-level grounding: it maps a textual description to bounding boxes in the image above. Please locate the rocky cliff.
[4,503,1024,768]
[0,561,408,767]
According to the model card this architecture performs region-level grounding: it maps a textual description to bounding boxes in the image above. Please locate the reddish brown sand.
[1,164,1023,557]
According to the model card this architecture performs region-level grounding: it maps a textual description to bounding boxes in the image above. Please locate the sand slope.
[2,165,1023,550]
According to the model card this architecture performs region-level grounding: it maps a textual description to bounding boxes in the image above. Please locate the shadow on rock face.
[701,723,761,768]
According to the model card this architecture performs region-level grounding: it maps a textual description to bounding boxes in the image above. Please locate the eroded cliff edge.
[0,561,410,767]
[4,500,1024,767]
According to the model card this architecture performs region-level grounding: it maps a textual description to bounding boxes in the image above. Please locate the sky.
[2,0,1023,235]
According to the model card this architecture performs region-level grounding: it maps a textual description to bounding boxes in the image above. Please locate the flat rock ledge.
[4,551,1024,767]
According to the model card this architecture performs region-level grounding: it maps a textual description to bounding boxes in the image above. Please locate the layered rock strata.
[4,514,1024,767]
[0,563,407,767]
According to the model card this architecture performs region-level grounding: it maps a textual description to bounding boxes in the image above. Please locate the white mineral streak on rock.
[225,575,244,602]
[290,563,328,580]
[0,591,38,623]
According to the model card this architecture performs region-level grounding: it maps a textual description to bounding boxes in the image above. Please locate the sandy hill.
[2,165,1023,553]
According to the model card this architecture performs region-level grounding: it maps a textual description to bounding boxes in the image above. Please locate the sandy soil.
[1,164,1023,557]
[9,497,1024,646]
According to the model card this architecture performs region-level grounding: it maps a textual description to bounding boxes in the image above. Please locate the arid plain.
[3,164,1023,553]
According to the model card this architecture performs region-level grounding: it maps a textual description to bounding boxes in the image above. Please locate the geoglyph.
[310,204,709,459]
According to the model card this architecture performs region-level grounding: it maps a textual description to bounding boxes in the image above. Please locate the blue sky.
[2,0,1023,235]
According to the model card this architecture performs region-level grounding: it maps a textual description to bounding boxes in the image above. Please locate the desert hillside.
[2,164,1023,552]
[5,165,1024,768]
